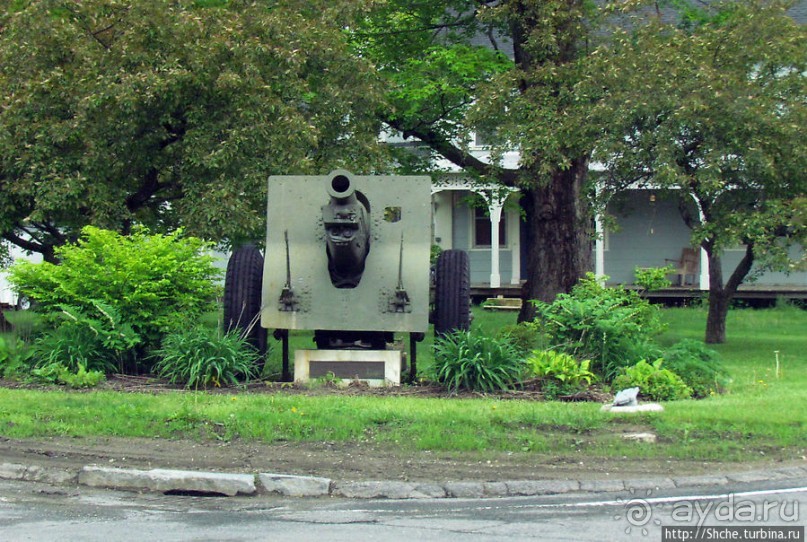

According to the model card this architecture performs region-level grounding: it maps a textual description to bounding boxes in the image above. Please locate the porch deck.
[469,283,807,306]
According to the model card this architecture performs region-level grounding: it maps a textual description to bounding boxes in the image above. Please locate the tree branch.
[125,169,162,213]
[62,3,131,50]
[2,230,44,254]
[352,13,478,38]
[36,222,68,245]
[677,196,699,230]
[125,114,185,214]
[385,118,519,185]
[725,242,755,294]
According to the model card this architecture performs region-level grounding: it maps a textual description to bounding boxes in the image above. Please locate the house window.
[474,128,498,147]
[473,207,507,248]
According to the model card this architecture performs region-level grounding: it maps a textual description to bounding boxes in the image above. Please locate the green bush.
[612,359,693,401]
[528,350,596,384]
[662,339,730,397]
[0,336,9,365]
[1,336,18,377]
[8,226,221,371]
[29,302,141,374]
[533,273,664,380]
[432,331,525,393]
[3,310,44,343]
[497,323,543,357]
[634,265,674,292]
[59,364,106,388]
[153,327,260,389]
[0,335,32,379]
[527,350,597,400]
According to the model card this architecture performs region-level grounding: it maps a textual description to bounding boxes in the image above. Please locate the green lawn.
[651,303,806,460]
[0,304,804,463]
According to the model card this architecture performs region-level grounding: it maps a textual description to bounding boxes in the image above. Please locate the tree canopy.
[0,0,386,261]
[584,0,807,342]
[4,0,803,343]
[356,0,604,319]
[357,0,806,330]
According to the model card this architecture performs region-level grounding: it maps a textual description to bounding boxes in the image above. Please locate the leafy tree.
[0,0,385,261]
[584,0,807,342]
[355,0,602,320]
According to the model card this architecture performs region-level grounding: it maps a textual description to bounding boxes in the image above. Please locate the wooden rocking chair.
[665,248,699,286]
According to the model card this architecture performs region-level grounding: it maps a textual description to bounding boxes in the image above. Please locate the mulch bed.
[0,374,612,402]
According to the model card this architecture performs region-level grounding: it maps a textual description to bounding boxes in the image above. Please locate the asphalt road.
[0,477,804,541]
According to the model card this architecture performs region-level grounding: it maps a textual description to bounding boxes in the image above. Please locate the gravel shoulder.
[1,435,802,484]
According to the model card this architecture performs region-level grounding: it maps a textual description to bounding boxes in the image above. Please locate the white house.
[0,245,42,308]
[420,135,806,297]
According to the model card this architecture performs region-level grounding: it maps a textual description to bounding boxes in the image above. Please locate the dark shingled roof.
[789,0,807,22]
[468,0,806,58]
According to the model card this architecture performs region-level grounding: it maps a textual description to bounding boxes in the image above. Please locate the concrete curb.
[0,462,78,486]
[78,466,257,497]
[2,461,806,500]
[258,473,332,498]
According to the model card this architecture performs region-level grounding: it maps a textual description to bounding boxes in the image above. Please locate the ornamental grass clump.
[432,331,525,393]
[153,327,260,389]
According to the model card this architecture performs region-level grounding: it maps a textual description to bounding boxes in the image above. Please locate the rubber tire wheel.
[433,249,471,336]
[223,245,267,358]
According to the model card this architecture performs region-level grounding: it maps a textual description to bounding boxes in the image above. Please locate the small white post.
[774,351,780,379]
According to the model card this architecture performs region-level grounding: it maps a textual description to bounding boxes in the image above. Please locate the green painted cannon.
[223,170,470,381]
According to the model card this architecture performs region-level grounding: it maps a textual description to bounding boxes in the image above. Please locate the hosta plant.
[612,359,693,401]
[527,349,597,398]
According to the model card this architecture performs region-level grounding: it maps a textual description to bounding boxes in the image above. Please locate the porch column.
[695,198,710,290]
[594,211,605,283]
[489,202,503,288]
[593,178,608,286]
[510,209,521,284]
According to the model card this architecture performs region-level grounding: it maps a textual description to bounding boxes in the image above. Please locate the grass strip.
[0,305,804,463]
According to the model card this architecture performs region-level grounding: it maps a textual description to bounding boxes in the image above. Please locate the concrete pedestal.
[294,349,402,387]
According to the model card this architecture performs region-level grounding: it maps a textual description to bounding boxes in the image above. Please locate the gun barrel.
[327,174,357,204]
[322,173,371,288]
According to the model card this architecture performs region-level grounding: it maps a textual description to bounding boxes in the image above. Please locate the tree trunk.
[704,244,755,344]
[517,157,593,322]
[705,287,730,344]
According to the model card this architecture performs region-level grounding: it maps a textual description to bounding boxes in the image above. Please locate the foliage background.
[0,0,386,258]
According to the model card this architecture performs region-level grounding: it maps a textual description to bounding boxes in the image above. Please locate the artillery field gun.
[223,170,470,385]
